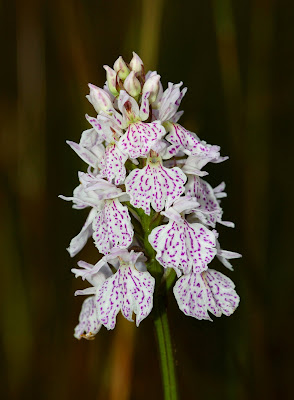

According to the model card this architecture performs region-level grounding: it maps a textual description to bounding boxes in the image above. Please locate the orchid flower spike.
[60,52,241,341]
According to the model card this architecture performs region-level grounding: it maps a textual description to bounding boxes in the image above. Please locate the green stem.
[153,293,178,400]
[140,210,178,399]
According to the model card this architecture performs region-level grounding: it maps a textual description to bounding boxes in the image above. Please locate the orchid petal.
[100,143,128,185]
[85,115,107,140]
[118,90,140,124]
[96,264,155,329]
[66,140,98,168]
[168,195,199,215]
[173,272,212,320]
[80,128,100,147]
[74,296,102,340]
[118,121,165,159]
[166,124,220,158]
[125,158,186,215]
[216,240,242,271]
[158,82,187,122]
[86,113,123,144]
[149,219,216,275]
[75,287,97,296]
[139,91,150,121]
[170,110,184,123]
[67,209,97,257]
[59,177,106,209]
[182,150,227,176]
[204,269,240,317]
[121,266,155,326]
[213,181,226,194]
[71,258,112,284]
[173,269,239,320]
[92,199,133,255]
[186,176,224,227]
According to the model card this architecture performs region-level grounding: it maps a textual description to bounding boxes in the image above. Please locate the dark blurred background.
[1,0,293,399]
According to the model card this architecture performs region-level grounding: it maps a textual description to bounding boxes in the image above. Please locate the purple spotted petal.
[139,91,150,121]
[92,199,133,255]
[74,296,102,340]
[121,266,155,326]
[86,113,123,144]
[173,269,239,320]
[149,219,216,275]
[173,272,212,320]
[187,176,235,227]
[100,143,128,185]
[158,82,187,122]
[96,265,155,329]
[125,159,187,215]
[95,109,124,134]
[118,121,165,159]
[85,115,106,143]
[204,269,240,317]
[166,123,220,158]
[186,176,223,227]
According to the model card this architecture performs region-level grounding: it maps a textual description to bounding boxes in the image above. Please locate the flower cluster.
[60,52,241,340]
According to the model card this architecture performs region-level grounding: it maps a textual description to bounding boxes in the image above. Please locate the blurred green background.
[1,0,293,399]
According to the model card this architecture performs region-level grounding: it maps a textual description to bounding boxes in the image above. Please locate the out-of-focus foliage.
[1,0,293,399]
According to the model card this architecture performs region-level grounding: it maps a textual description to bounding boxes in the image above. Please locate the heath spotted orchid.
[60,52,241,342]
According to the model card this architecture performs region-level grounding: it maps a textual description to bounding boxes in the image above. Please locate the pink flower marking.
[118,121,165,159]
[125,158,187,215]
[173,269,240,320]
[100,143,128,185]
[166,123,220,158]
[149,218,216,275]
[96,264,155,329]
[92,199,133,255]
[74,296,102,340]
[186,176,235,228]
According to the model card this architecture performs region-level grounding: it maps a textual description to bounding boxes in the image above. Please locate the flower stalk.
[153,290,178,400]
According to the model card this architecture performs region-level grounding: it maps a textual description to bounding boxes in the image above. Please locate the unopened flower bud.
[129,52,144,74]
[124,71,141,97]
[113,56,130,80]
[86,84,113,113]
[103,65,119,96]
[142,73,161,104]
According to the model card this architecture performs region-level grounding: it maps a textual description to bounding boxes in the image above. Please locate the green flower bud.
[103,65,119,96]
[129,52,144,74]
[113,56,130,80]
[124,71,141,97]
